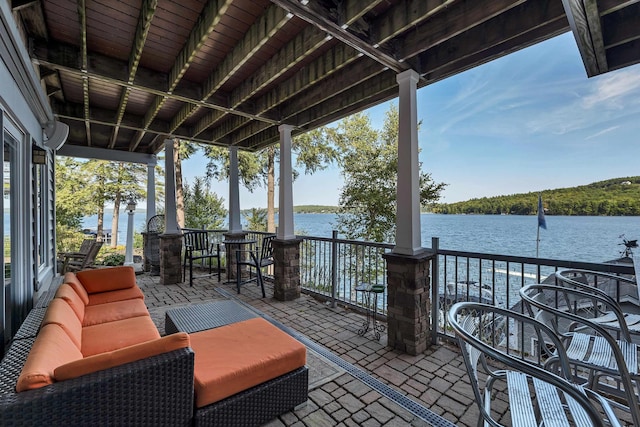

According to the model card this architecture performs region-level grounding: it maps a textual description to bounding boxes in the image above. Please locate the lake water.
[82,213,640,263]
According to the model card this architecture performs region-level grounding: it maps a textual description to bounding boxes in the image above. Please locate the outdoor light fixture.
[32,145,47,165]
[126,198,137,213]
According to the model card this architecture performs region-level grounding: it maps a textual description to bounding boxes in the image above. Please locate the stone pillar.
[160,233,183,285]
[383,250,435,355]
[272,238,302,301]
[142,232,150,272]
[223,231,249,281]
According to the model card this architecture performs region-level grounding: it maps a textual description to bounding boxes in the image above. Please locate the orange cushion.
[54,283,86,322]
[190,318,306,408]
[82,298,150,326]
[41,298,83,350]
[63,273,89,305]
[55,333,190,381]
[16,324,83,392]
[77,266,136,294]
[86,286,145,306]
[81,315,161,357]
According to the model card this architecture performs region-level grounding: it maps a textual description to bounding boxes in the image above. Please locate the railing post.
[431,237,439,345]
[331,230,338,308]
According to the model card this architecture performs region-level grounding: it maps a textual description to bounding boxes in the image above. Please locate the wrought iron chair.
[235,235,275,298]
[520,283,640,425]
[183,230,221,286]
[448,302,625,427]
[554,269,640,333]
[61,240,104,273]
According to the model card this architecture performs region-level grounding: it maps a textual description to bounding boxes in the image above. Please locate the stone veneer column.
[223,231,249,281]
[383,250,435,355]
[160,233,183,285]
[272,238,302,301]
[141,232,150,272]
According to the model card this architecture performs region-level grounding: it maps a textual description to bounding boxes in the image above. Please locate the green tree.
[183,177,227,229]
[330,106,446,242]
[243,208,268,232]
[109,162,147,247]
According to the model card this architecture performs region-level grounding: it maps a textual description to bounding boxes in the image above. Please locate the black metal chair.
[183,230,221,286]
[235,235,275,298]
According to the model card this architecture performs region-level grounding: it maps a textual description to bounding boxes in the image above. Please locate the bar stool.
[355,283,386,340]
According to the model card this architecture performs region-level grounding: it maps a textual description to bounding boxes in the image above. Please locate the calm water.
[82,212,640,263]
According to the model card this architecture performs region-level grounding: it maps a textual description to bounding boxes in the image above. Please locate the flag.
[537,194,547,230]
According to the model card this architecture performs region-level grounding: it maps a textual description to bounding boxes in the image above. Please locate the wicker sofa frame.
[0,288,308,426]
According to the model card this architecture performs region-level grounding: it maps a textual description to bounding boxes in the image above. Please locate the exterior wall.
[0,2,56,349]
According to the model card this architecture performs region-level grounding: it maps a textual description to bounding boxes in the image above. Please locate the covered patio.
[2,0,640,425]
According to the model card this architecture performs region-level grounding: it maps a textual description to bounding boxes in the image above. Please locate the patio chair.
[57,238,95,271]
[520,284,640,425]
[235,235,275,298]
[183,230,221,286]
[448,302,625,427]
[61,240,104,273]
[554,269,640,333]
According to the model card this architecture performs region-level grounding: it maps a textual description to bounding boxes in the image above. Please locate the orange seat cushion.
[86,286,144,306]
[189,318,306,408]
[81,315,160,357]
[77,266,136,294]
[16,324,83,392]
[55,333,190,381]
[82,298,150,326]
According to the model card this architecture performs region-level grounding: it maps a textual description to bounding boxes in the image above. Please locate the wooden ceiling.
[10,0,640,155]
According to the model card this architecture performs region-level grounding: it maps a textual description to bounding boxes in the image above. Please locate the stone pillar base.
[160,233,183,285]
[272,238,302,301]
[141,232,150,272]
[383,250,435,355]
[223,231,249,280]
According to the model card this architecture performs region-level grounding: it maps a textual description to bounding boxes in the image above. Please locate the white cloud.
[585,126,620,140]
[582,69,640,109]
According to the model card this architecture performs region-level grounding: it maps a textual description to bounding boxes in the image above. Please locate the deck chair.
[183,230,221,286]
[448,302,625,427]
[61,240,104,273]
[57,238,95,270]
[520,283,640,425]
[235,235,275,298]
[554,269,640,333]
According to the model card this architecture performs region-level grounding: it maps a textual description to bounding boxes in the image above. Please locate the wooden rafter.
[562,0,605,76]
[78,0,91,146]
[110,0,158,150]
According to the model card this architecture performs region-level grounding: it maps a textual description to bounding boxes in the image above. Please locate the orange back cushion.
[77,266,136,294]
[16,324,83,392]
[63,273,89,305]
[55,333,190,381]
[54,284,86,322]
[42,298,83,350]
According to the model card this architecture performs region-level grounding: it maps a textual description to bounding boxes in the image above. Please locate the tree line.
[433,177,640,216]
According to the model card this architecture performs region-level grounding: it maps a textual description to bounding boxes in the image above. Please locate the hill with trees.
[432,177,640,216]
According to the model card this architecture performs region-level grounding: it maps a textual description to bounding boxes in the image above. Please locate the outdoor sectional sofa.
[0,266,308,426]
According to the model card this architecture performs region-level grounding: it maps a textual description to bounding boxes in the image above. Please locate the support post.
[160,139,182,285]
[277,125,295,240]
[394,69,422,256]
[124,202,135,267]
[228,146,242,234]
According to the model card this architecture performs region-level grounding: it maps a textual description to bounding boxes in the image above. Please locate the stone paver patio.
[137,269,634,427]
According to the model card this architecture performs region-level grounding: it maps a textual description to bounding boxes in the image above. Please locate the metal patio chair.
[448,302,624,427]
[183,230,221,286]
[554,269,640,334]
[520,283,640,425]
[235,235,275,298]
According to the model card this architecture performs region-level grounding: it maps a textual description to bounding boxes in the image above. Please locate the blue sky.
[181,32,640,208]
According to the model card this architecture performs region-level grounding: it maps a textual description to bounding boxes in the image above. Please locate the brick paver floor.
[137,270,634,427]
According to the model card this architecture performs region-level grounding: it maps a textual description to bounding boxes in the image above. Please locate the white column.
[146,155,157,223]
[124,206,135,266]
[394,69,422,255]
[278,124,295,240]
[164,139,180,234]
[228,146,242,233]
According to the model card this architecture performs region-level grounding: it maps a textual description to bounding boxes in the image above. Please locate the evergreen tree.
[183,177,226,229]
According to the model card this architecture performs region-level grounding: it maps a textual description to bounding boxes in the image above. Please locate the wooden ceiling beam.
[399,0,527,61]
[562,0,606,76]
[418,0,567,76]
[606,38,640,71]
[77,0,92,147]
[600,0,640,15]
[271,0,406,73]
[30,41,279,124]
[603,4,640,49]
[113,0,157,150]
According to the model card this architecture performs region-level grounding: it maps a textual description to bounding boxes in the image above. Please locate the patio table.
[165,299,257,334]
